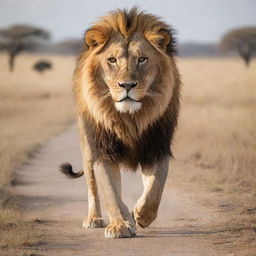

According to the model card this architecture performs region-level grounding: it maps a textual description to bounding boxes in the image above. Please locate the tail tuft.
[59,162,84,178]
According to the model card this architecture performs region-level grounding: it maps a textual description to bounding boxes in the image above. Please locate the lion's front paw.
[104,218,136,238]
[83,217,104,228]
[133,206,157,228]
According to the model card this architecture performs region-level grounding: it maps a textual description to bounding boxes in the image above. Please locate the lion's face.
[98,33,160,114]
[75,8,180,146]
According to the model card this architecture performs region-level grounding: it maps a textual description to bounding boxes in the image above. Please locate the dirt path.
[13,125,233,256]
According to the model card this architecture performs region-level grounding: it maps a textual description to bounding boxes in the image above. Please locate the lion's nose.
[118,82,137,92]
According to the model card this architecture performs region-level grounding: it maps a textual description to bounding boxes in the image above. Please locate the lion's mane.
[73,8,181,169]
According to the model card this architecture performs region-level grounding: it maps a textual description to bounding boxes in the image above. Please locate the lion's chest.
[84,114,174,170]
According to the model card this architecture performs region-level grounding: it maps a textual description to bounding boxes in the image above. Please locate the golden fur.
[61,8,181,239]
[73,7,180,147]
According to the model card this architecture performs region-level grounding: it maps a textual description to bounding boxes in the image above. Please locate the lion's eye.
[138,57,148,64]
[108,57,117,63]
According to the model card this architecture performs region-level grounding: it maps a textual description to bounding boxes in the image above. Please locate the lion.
[60,7,181,239]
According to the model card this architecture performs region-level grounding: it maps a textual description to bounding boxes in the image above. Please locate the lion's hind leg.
[78,116,104,228]
[133,157,169,228]
[82,164,104,228]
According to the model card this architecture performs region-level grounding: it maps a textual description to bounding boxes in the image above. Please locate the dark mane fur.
[83,83,180,170]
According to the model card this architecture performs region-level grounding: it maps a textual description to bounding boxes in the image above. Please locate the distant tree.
[54,38,83,55]
[0,24,50,71]
[220,27,256,66]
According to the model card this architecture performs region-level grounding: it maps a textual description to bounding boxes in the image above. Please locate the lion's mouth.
[117,96,141,103]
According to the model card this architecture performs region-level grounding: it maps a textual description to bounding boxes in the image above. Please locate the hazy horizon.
[0,0,256,44]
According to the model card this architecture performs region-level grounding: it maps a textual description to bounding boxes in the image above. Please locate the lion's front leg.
[133,157,169,228]
[94,161,136,238]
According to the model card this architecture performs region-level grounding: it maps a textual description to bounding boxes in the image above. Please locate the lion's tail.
[59,162,84,178]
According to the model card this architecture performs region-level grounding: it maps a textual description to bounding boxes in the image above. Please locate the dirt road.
[13,125,234,256]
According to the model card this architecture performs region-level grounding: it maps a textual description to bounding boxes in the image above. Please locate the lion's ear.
[157,30,171,49]
[85,29,107,48]
[145,28,173,53]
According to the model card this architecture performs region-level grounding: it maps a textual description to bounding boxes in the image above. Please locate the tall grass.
[174,58,256,194]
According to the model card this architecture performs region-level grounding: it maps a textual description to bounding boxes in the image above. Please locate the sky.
[0,0,256,43]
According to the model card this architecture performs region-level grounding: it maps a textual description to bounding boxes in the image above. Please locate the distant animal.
[60,7,181,239]
[33,60,52,73]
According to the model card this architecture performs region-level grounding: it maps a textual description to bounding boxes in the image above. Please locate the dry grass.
[174,57,256,194]
[172,58,256,254]
[0,204,36,249]
[0,53,75,249]
[0,53,75,187]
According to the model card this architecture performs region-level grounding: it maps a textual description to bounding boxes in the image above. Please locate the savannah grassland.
[174,57,256,253]
[0,54,75,248]
[0,54,255,252]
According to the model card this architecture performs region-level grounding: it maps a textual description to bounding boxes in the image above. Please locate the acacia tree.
[220,27,256,66]
[55,38,83,55]
[0,24,50,71]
